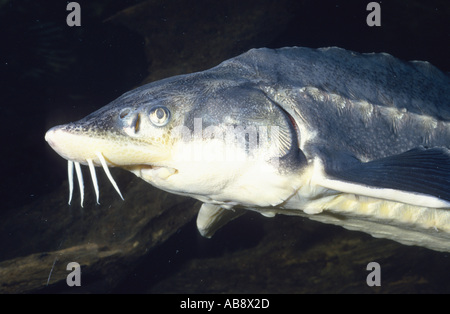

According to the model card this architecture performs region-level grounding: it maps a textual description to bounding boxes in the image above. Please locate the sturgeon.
[45,47,450,252]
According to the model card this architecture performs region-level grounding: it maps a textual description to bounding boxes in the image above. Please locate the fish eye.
[149,105,170,127]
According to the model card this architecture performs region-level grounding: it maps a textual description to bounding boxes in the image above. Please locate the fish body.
[45,47,450,252]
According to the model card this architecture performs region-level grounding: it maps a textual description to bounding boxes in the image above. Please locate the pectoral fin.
[196,203,246,238]
[315,146,450,208]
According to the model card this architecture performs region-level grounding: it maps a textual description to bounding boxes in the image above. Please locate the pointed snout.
[45,125,63,151]
[45,125,101,165]
[45,122,168,167]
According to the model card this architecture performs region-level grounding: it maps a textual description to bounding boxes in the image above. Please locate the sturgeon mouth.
[66,155,178,207]
[46,125,175,207]
[67,152,178,207]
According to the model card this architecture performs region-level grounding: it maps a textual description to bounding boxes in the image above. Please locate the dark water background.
[1,0,449,295]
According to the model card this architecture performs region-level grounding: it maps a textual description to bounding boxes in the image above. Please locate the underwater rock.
[0,169,199,293]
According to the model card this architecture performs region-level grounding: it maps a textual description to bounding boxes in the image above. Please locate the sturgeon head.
[45,67,306,212]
